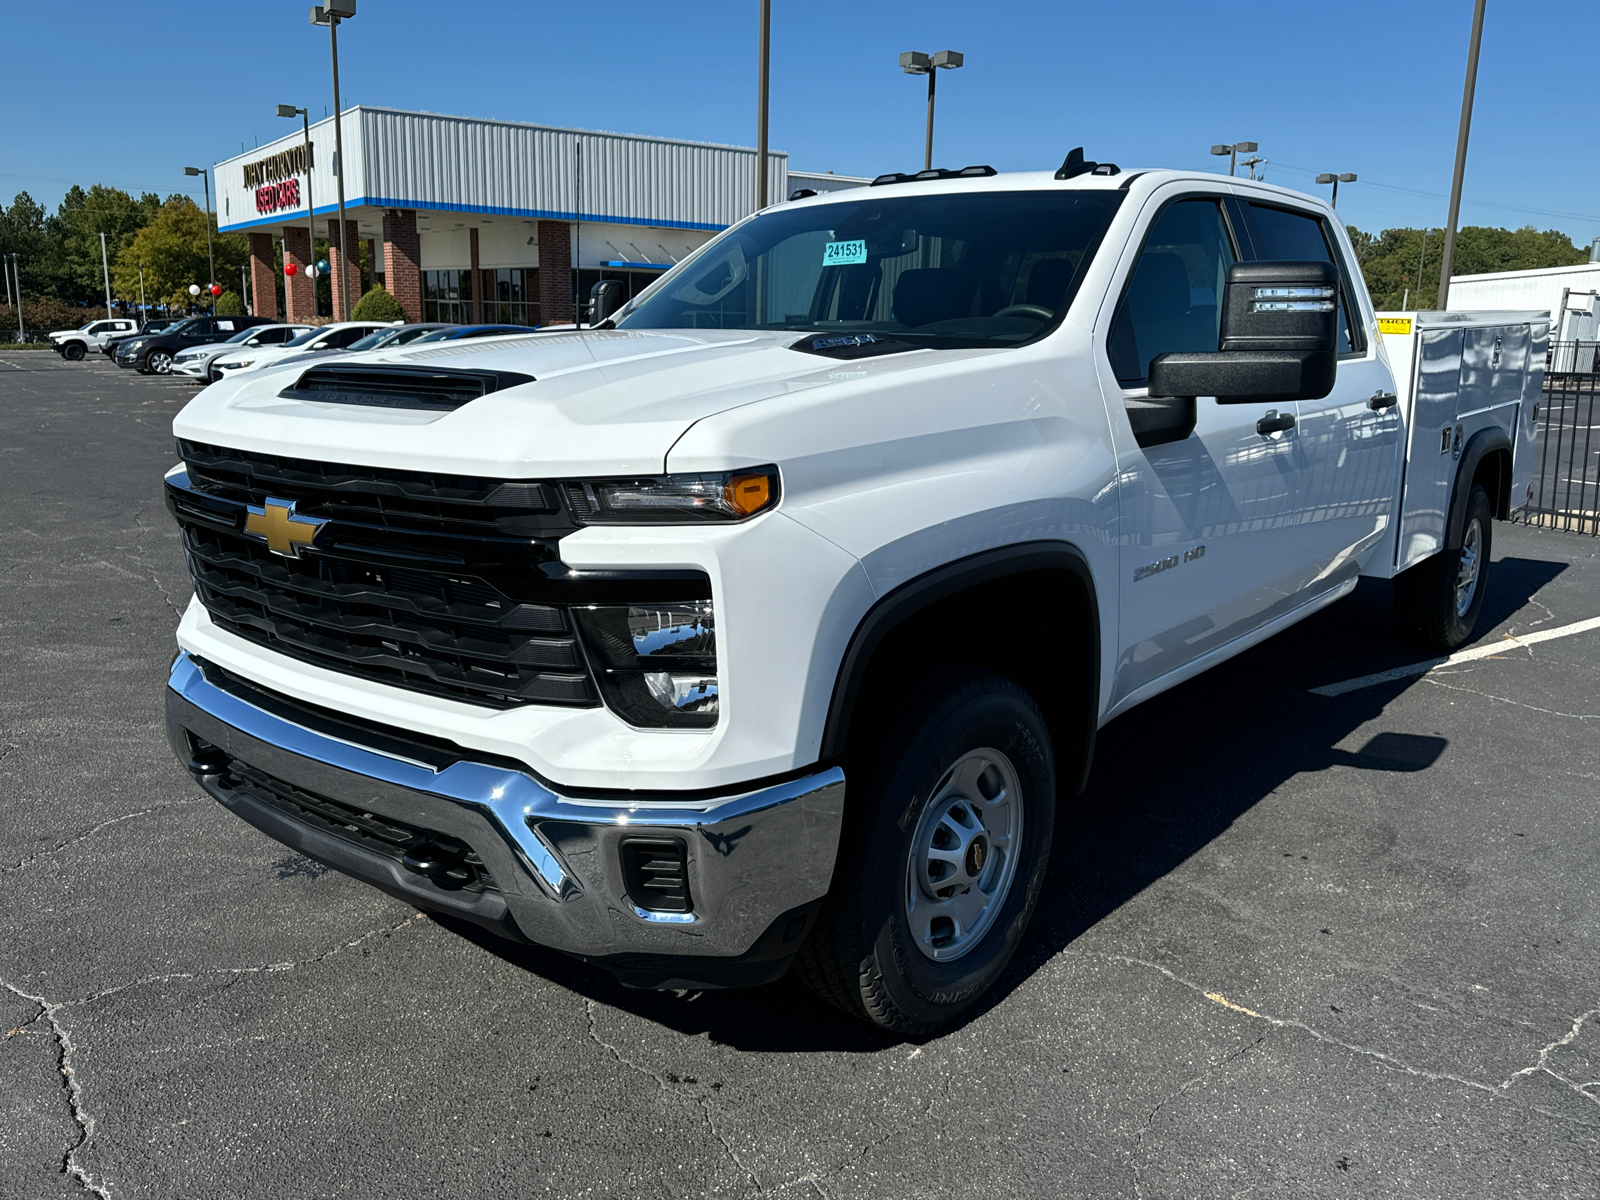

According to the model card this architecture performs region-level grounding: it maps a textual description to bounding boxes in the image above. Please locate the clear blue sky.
[5,0,1594,244]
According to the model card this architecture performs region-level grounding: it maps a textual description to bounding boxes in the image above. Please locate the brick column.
[248,233,278,319]
[283,226,314,323]
[382,210,421,323]
[537,221,573,325]
[328,218,360,321]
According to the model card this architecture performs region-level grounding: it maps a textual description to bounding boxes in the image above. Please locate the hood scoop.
[279,363,535,412]
[788,332,922,360]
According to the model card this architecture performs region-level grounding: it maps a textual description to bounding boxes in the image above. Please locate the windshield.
[283,327,324,348]
[160,319,198,337]
[616,189,1125,347]
[222,327,258,344]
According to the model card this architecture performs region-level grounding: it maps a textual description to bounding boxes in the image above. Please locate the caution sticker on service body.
[1378,317,1413,336]
[822,239,867,266]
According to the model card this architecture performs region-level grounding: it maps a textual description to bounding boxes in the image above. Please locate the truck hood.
[172,328,967,477]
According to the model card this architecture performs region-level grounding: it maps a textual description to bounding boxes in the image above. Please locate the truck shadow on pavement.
[437,554,1565,1050]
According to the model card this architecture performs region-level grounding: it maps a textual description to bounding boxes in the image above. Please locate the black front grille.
[194,738,496,892]
[167,442,709,710]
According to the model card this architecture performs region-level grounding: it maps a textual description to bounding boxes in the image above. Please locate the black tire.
[62,341,85,361]
[147,349,173,375]
[1393,483,1493,651]
[796,668,1056,1035]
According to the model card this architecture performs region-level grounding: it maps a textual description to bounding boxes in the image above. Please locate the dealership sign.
[243,143,313,214]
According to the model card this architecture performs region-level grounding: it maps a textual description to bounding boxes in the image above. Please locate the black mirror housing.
[1149,260,1340,404]
[589,278,625,323]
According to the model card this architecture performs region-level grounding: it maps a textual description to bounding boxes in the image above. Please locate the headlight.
[218,359,250,370]
[559,468,778,524]
[573,602,718,729]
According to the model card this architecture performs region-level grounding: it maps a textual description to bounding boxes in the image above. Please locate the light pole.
[10,255,23,342]
[1437,0,1488,312]
[311,2,356,322]
[99,231,114,318]
[183,166,215,300]
[275,104,317,307]
[1210,141,1258,178]
[899,50,964,171]
[1315,172,1358,210]
[138,263,146,317]
[755,0,770,210]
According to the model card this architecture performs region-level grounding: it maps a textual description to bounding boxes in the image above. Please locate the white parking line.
[1310,616,1600,696]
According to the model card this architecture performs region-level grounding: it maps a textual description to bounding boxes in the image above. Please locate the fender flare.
[1447,426,1512,549]
[819,540,1101,793]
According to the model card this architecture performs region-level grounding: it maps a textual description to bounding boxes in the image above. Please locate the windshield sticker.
[823,239,867,266]
[218,320,235,330]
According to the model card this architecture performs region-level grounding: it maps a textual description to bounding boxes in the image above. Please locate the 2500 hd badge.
[1134,544,1205,582]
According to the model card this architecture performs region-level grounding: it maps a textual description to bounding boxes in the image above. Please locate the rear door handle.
[1369,391,1398,410]
[1257,410,1296,435]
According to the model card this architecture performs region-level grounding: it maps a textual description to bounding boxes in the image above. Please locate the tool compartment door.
[1511,321,1548,512]
[1396,328,1463,570]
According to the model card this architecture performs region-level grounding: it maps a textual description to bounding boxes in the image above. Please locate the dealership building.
[214,106,865,325]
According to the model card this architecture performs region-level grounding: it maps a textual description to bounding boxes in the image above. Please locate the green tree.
[111,196,247,310]
[1347,223,1588,310]
[351,285,404,322]
[214,289,245,316]
[0,193,52,300]
[43,184,160,305]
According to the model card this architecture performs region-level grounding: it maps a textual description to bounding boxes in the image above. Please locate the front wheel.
[1394,483,1493,651]
[146,349,173,374]
[62,341,86,361]
[796,668,1056,1035]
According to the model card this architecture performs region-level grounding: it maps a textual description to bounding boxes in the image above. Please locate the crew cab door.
[1097,192,1305,710]
[1235,199,1402,587]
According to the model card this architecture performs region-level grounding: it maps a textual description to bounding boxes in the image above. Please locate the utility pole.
[313,2,358,321]
[755,0,770,210]
[1437,0,1487,312]
[11,255,24,342]
[99,232,114,318]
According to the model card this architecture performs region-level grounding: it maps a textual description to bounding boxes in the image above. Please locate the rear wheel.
[147,349,173,375]
[796,668,1056,1035]
[1394,483,1493,651]
[62,341,85,361]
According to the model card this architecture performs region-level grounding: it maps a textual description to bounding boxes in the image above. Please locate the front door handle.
[1257,410,1296,436]
[1369,391,1398,410]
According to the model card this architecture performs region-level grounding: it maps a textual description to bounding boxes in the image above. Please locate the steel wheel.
[905,747,1023,963]
[1455,515,1482,617]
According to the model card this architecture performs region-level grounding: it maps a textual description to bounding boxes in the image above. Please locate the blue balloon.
[316,260,330,274]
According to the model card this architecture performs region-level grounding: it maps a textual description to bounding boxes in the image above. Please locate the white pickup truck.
[162,156,1545,1033]
[49,317,138,359]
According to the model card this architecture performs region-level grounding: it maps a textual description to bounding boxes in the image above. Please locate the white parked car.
[160,159,1546,1032]
[49,318,138,360]
[171,324,313,383]
[209,321,397,377]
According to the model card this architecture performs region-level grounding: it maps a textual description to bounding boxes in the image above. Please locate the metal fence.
[1547,340,1600,375]
[1515,372,1600,534]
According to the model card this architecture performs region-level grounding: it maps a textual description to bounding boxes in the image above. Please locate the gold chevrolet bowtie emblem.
[243,497,328,557]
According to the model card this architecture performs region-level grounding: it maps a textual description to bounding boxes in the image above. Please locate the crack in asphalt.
[1,801,204,874]
[128,505,187,623]
[584,997,763,1195]
[1499,1009,1600,1109]
[1123,1035,1266,1199]
[0,913,424,1198]
[1423,675,1600,722]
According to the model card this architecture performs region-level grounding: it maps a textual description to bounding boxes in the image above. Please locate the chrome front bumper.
[165,653,846,987]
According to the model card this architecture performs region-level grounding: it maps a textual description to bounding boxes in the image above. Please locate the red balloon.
[210,284,223,296]
[284,262,298,277]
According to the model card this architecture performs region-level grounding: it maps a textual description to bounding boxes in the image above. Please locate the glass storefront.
[423,269,473,323]
[487,267,539,326]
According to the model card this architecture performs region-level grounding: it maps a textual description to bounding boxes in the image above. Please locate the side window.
[86,322,110,334]
[323,327,366,349]
[1108,199,1235,387]
[1243,203,1361,355]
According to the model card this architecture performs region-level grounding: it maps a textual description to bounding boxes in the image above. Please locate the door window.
[1243,203,1361,354]
[1108,199,1236,386]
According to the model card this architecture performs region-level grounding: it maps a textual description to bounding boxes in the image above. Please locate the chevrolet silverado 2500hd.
[162,157,1546,1033]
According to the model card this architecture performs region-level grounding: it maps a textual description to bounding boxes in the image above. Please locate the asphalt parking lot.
[3,350,1598,1200]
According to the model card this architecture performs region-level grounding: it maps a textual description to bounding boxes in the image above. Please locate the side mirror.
[589,278,624,324]
[1148,260,1339,403]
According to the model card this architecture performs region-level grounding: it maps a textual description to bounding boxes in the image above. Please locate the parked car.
[115,315,275,375]
[159,161,1546,1032]
[343,323,454,352]
[209,321,397,377]
[48,318,138,360]
[103,318,183,358]
[408,324,535,344]
[171,324,313,383]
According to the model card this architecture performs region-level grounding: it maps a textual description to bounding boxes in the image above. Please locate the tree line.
[1345,223,1591,310]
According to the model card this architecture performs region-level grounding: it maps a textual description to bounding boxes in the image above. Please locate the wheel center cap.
[965,836,988,878]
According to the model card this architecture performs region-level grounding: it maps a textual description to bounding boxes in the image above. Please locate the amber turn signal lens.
[723,473,773,516]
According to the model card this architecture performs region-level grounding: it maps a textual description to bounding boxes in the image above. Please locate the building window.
[488,267,539,326]
[423,269,473,323]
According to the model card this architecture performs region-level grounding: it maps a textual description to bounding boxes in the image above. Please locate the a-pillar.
[537,221,574,325]
[327,217,360,320]
[282,226,314,323]
[382,209,421,322]
[248,233,278,319]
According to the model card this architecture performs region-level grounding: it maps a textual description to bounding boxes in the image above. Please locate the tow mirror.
[589,278,625,323]
[1148,260,1339,404]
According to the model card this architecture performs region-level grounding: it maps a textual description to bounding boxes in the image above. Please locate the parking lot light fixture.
[1316,172,1358,209]
[900,49,964,171]
[1210,141,1257,178]
[311,1,356,321]
[183,166,216,302]
[276,104,317,281]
